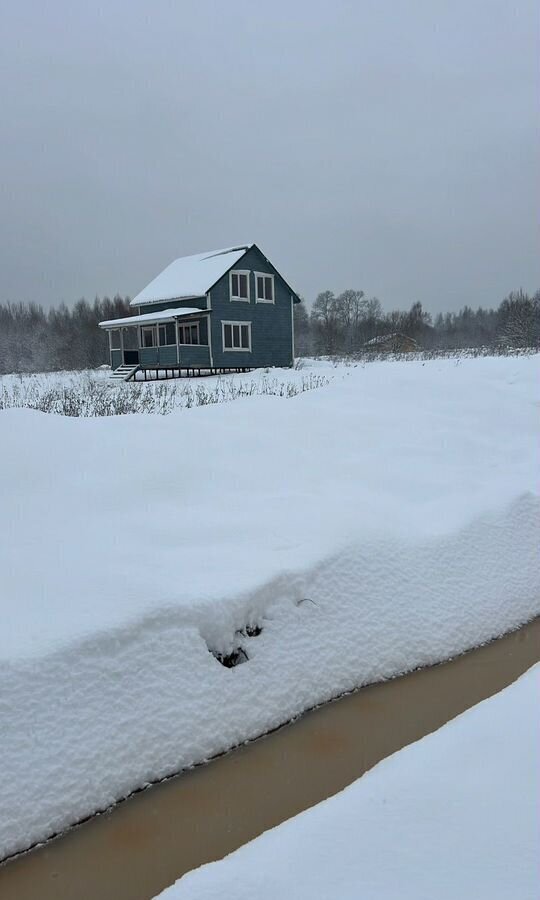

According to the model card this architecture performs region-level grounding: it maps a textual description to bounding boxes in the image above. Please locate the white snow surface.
[99,307,204,328]
[130,244,253,306]
[157,664,540,900]
[0,355,538,859]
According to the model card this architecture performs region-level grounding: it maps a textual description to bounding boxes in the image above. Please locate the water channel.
[1,616,538,900]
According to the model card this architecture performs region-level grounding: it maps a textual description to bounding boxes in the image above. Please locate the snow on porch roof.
[129,244,254,308]
[99,307,205,329]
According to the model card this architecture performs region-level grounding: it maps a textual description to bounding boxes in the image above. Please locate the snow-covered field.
[157,664,540,900]
[0,355,538,860]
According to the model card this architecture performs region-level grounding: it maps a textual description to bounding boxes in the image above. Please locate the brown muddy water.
[1,617,539,900]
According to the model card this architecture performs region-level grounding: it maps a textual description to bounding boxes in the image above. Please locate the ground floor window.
[222,321,251,351]
[158,323,176,346]
[178,322,200,345]
[123,328,138,350]
[110,330,121,350]
[141,326,156,348]
[139,321,202,347]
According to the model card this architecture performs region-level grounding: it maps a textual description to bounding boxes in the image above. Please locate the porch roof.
[99,307,206,329]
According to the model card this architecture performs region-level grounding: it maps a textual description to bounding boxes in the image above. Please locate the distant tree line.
[0,288,538,374]
[0,296,130,374]
[294,289,540,356]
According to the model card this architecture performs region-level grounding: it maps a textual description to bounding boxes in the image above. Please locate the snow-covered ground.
[157,664,540,900]
[0,355,538,859]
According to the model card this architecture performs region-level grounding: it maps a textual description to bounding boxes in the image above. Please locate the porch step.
[110,364,140,382]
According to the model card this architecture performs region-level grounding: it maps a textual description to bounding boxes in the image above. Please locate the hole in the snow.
[213,647,249,668]
[235,623,263,639]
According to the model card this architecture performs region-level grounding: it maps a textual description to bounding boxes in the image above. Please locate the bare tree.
[310,291,339,354]
[293,300,311,356]
[497,290,540,347]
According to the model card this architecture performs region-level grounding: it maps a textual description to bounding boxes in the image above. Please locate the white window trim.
[254,271,275,304]
[109,328,122,351]
[178,320,201,346]
[140,325,156,348]
[229,269,251,302]
[221,320,252,352]
[158,322,177,347]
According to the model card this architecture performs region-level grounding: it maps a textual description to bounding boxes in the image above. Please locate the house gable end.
[208,245,296,369]
[206,244,301,304]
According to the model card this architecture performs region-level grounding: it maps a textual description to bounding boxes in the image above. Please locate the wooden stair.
[110,364,140,382]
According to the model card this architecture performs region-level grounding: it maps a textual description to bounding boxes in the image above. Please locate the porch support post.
[206,296,214,368]
[290,295,295,364]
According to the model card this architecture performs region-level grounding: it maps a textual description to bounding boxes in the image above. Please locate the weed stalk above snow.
[0,374,329,417]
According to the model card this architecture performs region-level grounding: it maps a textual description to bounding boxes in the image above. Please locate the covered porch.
[99,307,212,374]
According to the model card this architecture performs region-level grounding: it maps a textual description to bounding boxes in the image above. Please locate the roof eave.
[130,294,207,309]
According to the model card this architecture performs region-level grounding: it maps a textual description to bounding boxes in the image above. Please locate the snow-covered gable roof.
[365,332,418,346]
[130,244,254,308]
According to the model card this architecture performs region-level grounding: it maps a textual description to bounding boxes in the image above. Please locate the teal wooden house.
[99,243,301,380]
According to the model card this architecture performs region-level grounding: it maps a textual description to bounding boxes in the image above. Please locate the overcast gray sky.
[0,0,538,312]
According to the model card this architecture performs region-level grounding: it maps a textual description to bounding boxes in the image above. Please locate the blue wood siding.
[158,346,178,366]
[178,345,210,367]
[208,246,294,369]
[138,345,210,367]
[111,349,122,369]
[139,347,159,366]
[138,298,208,315]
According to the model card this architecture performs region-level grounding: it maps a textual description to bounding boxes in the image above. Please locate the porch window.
[255,273,274,304]
[141,326,156,348]
[222,321,251,352]
[158,323,177,346]
[178,322,200,345]
[110,330,121,350]
[230,270,250,302]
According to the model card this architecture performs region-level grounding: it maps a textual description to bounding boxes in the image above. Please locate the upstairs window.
[255,273,274,304]
[230,270,250,302]
[222,321,251,351]
[178,322,200,345]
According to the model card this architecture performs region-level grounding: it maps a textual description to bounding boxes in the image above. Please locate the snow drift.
[157,663,540,900]
[0,355,538,859]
